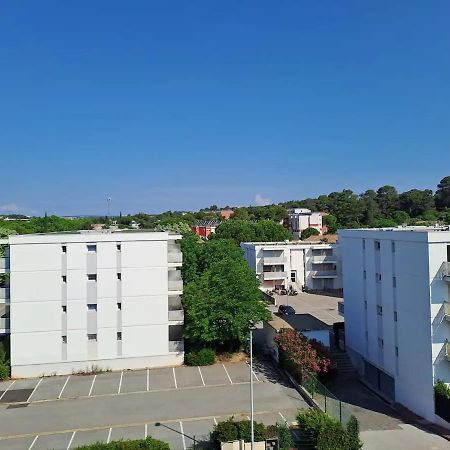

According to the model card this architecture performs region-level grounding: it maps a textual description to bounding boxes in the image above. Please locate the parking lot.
[0,361,307,449]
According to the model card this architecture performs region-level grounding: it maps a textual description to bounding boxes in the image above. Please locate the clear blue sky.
[1,1,450,216]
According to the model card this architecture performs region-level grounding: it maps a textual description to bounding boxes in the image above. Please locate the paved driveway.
[0,361,307,449]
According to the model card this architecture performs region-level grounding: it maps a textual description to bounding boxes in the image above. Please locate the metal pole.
[250,327,254,450]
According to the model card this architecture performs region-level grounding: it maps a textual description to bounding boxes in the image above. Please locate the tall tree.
[361,190,381,226]
[435,176,450,209]
[376,185,398,218]
[398,189,434,217]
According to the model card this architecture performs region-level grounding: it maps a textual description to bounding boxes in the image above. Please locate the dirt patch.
[216,351,248,363]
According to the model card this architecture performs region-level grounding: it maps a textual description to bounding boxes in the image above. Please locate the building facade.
[191,220,221,239]
[0,230,184,378]
[339,227,450,425]
[240,241,342,293]
[287,208,327,238]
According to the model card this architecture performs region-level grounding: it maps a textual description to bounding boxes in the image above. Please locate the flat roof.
[241,240,336,247]
[282,313,332,331]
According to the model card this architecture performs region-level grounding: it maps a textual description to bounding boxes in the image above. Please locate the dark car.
[278,305,296,315]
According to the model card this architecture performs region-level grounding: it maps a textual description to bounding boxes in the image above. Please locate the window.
[376,273,382,282]
[87,334,97,341]
[117,243,121,251]
[364,300,367,310]
[375,241,381,250]
[365,331,368,340]
[378,337,384,348]
[117,273,121,280]
[87,244,97,252]
[62,275,67,283]
[377,305,383,316]
[363,270,367,280]
[393,276,397,287]
[62,245,67,253]
[117,302,122,310]
[394,311,398,322]
[62,305,67,313]
[395,346,399,357]
[62,336,67,344]
[362,239,366,250]
[87,304,97,311]
[391,242,396,253]
[87,274,97,281]
[117,332,122,340]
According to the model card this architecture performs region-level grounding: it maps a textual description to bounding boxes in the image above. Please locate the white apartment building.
[240,241,342,293]
[0,230,184,378]
[287,208,326,238]
[339,227,450,426]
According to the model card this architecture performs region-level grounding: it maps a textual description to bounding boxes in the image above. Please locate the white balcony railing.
[263,271,288,280]
[168,251,183,264]
[263,256,287,265]
[0,317,10,331]
[169,309,184,322]
[168,280,183,291]
[311,270,338,278]
[312,256,337,264]
[169,340,184,353]
[0,258,9,272]
[0,288,10,301]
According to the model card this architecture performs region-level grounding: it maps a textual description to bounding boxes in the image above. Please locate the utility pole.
[250,325,254,450]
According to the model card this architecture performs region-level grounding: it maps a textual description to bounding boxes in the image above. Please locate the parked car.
[278,304,296,315]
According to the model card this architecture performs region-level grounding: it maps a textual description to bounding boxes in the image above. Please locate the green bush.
[74,437,170,449]
[184,348,216,366]
[210,418,266,448]
[301,227,320,240]
[266,423,294,450]
[0,349,10,380]
[345,415,363,450]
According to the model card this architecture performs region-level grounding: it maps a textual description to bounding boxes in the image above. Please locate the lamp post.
[249,323,257,450]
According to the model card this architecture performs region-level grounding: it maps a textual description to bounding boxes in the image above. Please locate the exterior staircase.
[331,349,356,375]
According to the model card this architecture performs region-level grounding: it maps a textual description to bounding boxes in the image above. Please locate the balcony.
[169,309,184,322]
[0,257,9,273]
[0,317,10,333]
[168,270,183,292]
[446,342,450,363]
[312,255,337,264]
[263,256,287,265]
[263,271,288,281]
[168,244,183,265]
[169,340,184,353]
[0,287,10,302]
[443,262,450,282]
[338,301,344,316]
[311,270,338,279]
[444,302,450,323]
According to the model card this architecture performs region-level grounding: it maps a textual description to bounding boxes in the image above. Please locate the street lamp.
[249,322,257,450]
[154,422,197,449]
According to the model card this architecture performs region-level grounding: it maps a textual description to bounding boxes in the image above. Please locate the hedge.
[184,348,216,366]
[74,437,170,450]
[0,349,9,380]
[435,380,450,422]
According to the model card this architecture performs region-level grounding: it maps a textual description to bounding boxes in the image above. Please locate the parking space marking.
[278,412,287,423]
[118,372,123,394]
[197,367,205,386]
[213,417,218,425]
[27,378,43,402]
[107,428,112,443]
[58,376,70,399]
[88,375,97,396]
[179,421,187,450]
[222,364,233,384]
[144,424,148,438]
[172,367,178,389]
[66,431,76,450]
[146,369,149,391]
[28,435,38,450]
[247,363,260,382]
[0,380,15,400]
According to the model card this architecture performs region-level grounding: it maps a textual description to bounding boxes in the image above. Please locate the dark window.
[395,346,399,357]
[364,300,367,310]
[394,311,398,322]
[87,304,97,311]
[62,275,67,283]
[393,276,397,287]
[117,243,121,251]
[447,245,450,262]
[117,302,122,310]
[117,332,122,340]
[375,241,381,250]
[62,305,67,313]
[378,337,384,348]
[376,273,382,282]
[362,239,366,250]
[363,270,366,279]
[87,274,97,281]
[87,244,96,252]
[117,273,121,280]
[377,305,383,316]
[391,242,396,253]
[62,336,67,344]
[87,334,97,341]
[62,245,67,253]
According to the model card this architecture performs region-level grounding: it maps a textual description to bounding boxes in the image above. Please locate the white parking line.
[28,435,38,450]
[67,431,76,449]
[144,423,148,438]
[146,368,149,391]
[118,371,123,394]
[27,378,43,402]
[222,364,233,384]
[107,427,112,443]
[58,376,71,399]
[88,375,97,396]
[0,380,15,400]
[213,417,218,425]
[278,411,287,423]
[198,366,205,386]
[179,421,187,450]
[172,367,178,389]
[247,362,260,382]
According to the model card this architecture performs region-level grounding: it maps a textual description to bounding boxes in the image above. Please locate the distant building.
[0,230,184,377]
[241,241,342,293]
[339,226,450,426]
[192,220,221,239]
[287,208,327,238]
[220,210,234,220]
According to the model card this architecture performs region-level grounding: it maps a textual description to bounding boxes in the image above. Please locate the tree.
[376,186,398,218]
[435,176,450,209]
[398,189,434,217]
[183,258,270,349]
[327,190,364,226]
[322,214,338,234]
[361,190,381,226]
[391,210,410,225]
[301,227,320,240]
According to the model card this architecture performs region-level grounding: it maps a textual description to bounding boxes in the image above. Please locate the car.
[278,304,296,315]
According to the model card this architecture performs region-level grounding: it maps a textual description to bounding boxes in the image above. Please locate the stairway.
[331,349,356,375]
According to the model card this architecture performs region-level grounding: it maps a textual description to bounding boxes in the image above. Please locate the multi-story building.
[0,230,184,378]
[240,241,342,293]
[339,227,450,425]
[287,208,327,238]
[191,220,221,239]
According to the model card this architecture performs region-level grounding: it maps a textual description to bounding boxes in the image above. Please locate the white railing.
[0,258,9,272]
[0,317,10,331]
[442,262,450,280]
[168,251,183,264]
[0,288,10,301]
[169,309,184,322]
[168,280,183,291]
[312,256,337,264]
[311,270,338,278]
[263,271,288,280]
[263,256,287,265]
[169,340,184,353]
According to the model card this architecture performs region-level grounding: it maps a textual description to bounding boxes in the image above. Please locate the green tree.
[391,210,410,225]
[361,190,382,226]
[301,227,320,240]
[376,185,399,218]
[183,258,270,349]
[398,189,434,217]
[322,214,338,234]
[435,176,450,209]
[327,190,364,226]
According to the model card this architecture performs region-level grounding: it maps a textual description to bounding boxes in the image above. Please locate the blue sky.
[1,1,450,215]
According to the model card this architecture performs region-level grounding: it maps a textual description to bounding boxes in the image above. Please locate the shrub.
[301,227,320,240]
[346,415,363,450]
[210,418,266,448]
[434,380,450,422]
[74,437,170,449]
[0,349,10,380]
[184,348,216,366]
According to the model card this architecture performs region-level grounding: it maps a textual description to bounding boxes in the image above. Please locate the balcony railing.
[443,262,450,281]
[338,301,344,316]
[168,280,183,291]
[444,302,450,323]
[168,251,183,264]
[0,317,10,332]
[263,271,288,281]
[445,341,450,363]
[0,288,10,301]
[263,256,287,265]
[311,270,338,278]
[169,309,184,322]
[169,340,184,353]
[0,257,9,272]
[312,255,337,264]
